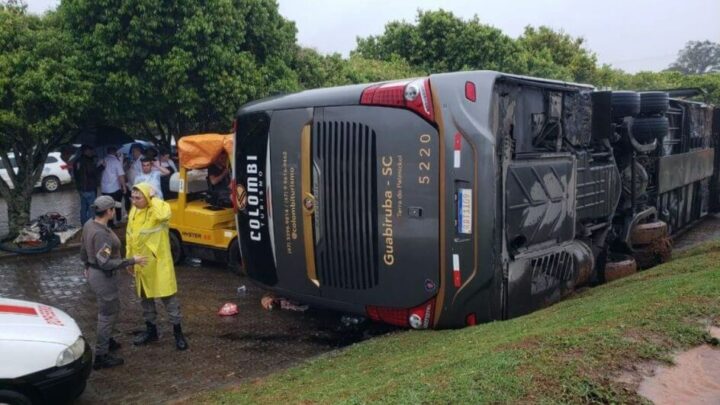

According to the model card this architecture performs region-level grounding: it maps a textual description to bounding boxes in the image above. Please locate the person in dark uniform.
[207,151,232,207]
[73,145,100,225]
[80,196,146,370]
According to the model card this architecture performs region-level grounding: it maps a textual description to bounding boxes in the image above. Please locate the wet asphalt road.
[0,251,391,404]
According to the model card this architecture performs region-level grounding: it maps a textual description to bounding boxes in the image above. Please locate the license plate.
[457,188,472,234]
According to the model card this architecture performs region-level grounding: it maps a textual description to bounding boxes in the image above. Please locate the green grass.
[200,241,720,404]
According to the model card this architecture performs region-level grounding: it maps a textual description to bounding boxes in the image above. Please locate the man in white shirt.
[134,157,170,199]
[124,144,144,212]
[99,146,127,227]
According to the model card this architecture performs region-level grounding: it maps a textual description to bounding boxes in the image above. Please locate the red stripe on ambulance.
[0,305,38,316]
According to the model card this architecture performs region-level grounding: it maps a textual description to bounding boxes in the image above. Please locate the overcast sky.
[25,0,720,73]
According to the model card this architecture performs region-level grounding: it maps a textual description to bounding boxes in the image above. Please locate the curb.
[0,242,83,260]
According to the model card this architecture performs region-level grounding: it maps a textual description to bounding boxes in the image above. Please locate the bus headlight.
[56,337,85,367]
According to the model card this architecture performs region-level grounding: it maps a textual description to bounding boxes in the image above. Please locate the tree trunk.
[0,148,49,240]
[4,188,32,240]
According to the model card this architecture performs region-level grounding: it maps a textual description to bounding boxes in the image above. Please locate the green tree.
[293,47,425,90]
[677,73,720,105]
[0,3,91,238]
[517,26,598,82]
[292,48,349,89]
[60,0,299,145]
[354,9,525,74]
[590,68,720,106]
[669,40,720,74]
[341,54,426,84]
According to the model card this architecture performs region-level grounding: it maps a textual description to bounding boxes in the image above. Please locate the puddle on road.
[637,327,720,405]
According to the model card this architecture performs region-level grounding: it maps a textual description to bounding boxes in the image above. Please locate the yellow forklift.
[167,133,242,274]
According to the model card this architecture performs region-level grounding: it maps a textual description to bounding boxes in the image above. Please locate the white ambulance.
[0,298,91,404]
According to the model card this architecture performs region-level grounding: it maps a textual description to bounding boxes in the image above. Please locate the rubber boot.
[133,321,159,346]
[93,353,124,370]
[173,324,188,351]
[108,337,121,352]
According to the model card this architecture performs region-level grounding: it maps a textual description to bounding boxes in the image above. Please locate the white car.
[0,297,92,404]
[0,152,73,193]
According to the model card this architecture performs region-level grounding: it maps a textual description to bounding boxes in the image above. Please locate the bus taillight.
[366,298,436,329]
[360,78,435,123]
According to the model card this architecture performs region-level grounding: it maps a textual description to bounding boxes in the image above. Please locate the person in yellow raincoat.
[126,183,188,350]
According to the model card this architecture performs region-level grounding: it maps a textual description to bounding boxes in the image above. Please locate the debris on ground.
[280,299,309,312]
[218,302,239,316]
[237,285,247,296]
[340,315,366,327]
[1,212,78,254]
[260,294,275,310]
[260,293,309,312]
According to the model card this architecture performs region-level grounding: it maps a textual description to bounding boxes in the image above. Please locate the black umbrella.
[73,125,134,147]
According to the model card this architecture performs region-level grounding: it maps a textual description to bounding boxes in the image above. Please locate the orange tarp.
[178,133,233,169]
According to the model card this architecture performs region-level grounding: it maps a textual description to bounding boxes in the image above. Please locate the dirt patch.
[633,327,720,405]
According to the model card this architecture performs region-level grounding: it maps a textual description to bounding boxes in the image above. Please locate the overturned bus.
[233,71,720,329]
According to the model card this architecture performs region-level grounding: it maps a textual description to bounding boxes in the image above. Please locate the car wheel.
[639,91,669,115]
[228,238,246,276]
[631,116,669,143]
[0,389,32,405]
[630,221,668,246]
[611,91,641,119]
[41,176,60,192]
[604,254,637,282]
[169,231,184,265]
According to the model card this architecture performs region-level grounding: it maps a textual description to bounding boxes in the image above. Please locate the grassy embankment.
[201,241,720,404]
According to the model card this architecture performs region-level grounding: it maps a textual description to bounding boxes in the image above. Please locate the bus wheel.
[611,91,641,119]
[630,221,668,246]
[604,254,637,283]
[639,91,669,115]
[631,116,669,144]
[228,238,245,276]
[634,237,672,270]
[169,231,184,265]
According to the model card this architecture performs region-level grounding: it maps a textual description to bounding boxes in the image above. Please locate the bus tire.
[169,231,184,265]
[612,91,641,119]
[228,238,245,276]
[630,221,668,246]
[631,116,669,143]
[634,237,672,270]
[604,254,637,282]
[639,91,669,115]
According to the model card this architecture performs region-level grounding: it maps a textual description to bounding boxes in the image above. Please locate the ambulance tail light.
[360,78,435,123]
[366,298,436,329]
